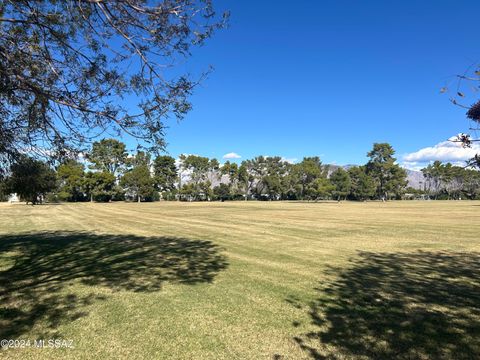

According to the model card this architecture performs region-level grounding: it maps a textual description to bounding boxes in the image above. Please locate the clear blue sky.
[134,0,480,166]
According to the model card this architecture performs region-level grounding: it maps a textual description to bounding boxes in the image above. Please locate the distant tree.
[221,161,239,181]
[463,169,480,199]
[238,161,256,200]
[153,156,178,193]
[213,183,231,201]
[385,165,408,200]
[247,156,289,200]
[110,185,126,202]
[128,151,151,168]
[121,166,156,202]
[88,139,128,178]
[221,161,239,195]
[330,168,352,201]
[421,161,480,200]
[282,170,302,200]
[179,183,197,201]
[244,156,267,198]
[57,160,87,202]
[6,156,56,204]
[199,181,213,201]
[179,155,218,200]
[262,174,283,200]
[294,157,327,199]
[121,152,155,202]
[180,155,210,185]
[422,161,443,198]
[348,166,376,201]
[0,1,228,169]
[206,158,221,186]
[305,178,335,201]
[0,177,8,201]
[366,143,407,200]
[84,172,116,202]
[447,165,469,200]
[160,189,178,201]
[404,186,426,199]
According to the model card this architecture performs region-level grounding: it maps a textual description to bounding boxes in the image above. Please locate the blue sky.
[131,0,480,168]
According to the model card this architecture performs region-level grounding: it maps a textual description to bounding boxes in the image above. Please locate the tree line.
[1,140,478,204]
[420,161,480,200]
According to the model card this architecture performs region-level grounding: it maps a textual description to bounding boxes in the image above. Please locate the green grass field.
[0,201,479,359]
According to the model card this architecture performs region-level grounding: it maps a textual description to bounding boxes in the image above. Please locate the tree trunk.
[178,176,181,201]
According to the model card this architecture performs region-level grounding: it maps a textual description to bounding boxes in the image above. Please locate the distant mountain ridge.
[404,169,425,189]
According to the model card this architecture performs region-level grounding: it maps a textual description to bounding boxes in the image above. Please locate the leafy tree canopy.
[330,168,352,200]
[57,160,86,202]
[0,0,228,171]
[213,183,231,201]
[85,171,116,202]
[121,151,155,202]
[366,143,407,199]
[88,139,128,177]
[179,154,218,186]
[348,166,376,201]
[153,155,177,192]
[6,156,56,204]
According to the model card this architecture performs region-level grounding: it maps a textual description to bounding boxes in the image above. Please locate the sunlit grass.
[0,201,479,359]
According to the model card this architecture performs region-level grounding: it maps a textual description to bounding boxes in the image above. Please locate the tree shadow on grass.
[289,251,480,359]
[0,231,228,338]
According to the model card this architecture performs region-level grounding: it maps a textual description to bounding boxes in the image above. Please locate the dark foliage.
[6,156,56,204]
[467,100,480,122]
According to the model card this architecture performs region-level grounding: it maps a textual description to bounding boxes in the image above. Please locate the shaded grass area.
[0,232,227,340]
[290,251,480,359]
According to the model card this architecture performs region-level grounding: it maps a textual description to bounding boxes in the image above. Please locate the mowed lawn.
[0,201,480,359]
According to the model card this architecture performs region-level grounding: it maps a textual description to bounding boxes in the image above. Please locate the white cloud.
[402,136,480,169]
[401,161,427,171]
[222,152,241,159]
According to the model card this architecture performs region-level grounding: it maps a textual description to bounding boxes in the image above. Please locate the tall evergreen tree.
[348,166,376,201]
[57,160,87,202]
[330,168,352,201]
[179,155,218,200]
[6,156,56,204]
[294,157,327,199]
[366,143,407,200]
[88,139,128,179]
[238,161,256,201]
[153,156,178,193]
[85,171,116,202]
[305,178,335,201]
[121,152,155,202]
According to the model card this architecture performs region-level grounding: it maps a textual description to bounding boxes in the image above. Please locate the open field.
[0,201,480,359]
